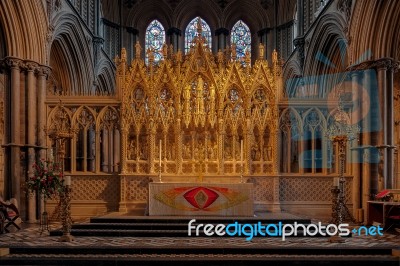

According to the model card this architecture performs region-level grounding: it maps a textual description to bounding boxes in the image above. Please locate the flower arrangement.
[26,159,65,199]
[375,189,393,202]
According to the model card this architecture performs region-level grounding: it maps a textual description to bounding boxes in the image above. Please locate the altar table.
[149,182,254,216]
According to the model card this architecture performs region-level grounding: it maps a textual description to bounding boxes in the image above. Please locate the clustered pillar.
[0,57,51,221]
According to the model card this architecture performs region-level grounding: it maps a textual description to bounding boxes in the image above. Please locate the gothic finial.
[135,41,142,59]
[259,43,265,60]
[196,18,202,35]
[121,48,127,61]
[272,49,278,63]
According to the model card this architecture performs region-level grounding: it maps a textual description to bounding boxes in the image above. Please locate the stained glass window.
[231,20,251,60]
[185,17,212,54]
[145,20,165,64]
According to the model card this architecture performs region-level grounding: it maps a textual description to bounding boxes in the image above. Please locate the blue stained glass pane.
[185,17,212,54]
[231,20,251,60]
[145,20,165,64]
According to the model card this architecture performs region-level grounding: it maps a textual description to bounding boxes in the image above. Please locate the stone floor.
[0,223,399,249]
[0,211,399,265]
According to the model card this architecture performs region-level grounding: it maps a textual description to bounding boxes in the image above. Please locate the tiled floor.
[0,213,399,250]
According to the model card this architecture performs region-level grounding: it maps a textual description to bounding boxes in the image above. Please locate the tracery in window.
[185,17,212,54]
[231,20,251,60]
[303,110,324,173]
[75,107,96,172]
[145,20,165,64]
[280,109,300,173]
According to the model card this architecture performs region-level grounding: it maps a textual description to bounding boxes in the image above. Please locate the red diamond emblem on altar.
[183,187,219,209]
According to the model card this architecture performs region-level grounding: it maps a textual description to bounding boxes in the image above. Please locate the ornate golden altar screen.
[115,27,281,180]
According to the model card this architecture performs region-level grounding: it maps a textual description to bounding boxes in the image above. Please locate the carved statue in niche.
[251,142,261,161]
[139,138,148,160]
[167,138,175,160]
[264,145,272,161]
[128,138,137,159]
[235,137,241,160]
[210,85,215,102]
[155,142,160,160]
[207,143,214,160]
[183,143,191,159]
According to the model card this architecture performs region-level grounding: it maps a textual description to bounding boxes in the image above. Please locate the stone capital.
[375,58,393,71]
[24,61,39,72]
[2,57,23,70]
[36,65,52,78]
[92,36,105,45]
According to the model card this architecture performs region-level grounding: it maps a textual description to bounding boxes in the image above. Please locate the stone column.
[215,28,229,52]
[296,0,304,37]
[95,130,101,173]
[362,148,371,224]
[126,27,139,62]
[361,69,372,223]
[386,63,395,188]
[293,37,305,70]
[36,66,50,160]
[102,129,109,172]
[167,27,181,53]
[113,128,120,172]
[26,62,38,222]
[350,71,361,220]
[120,126,128,174]
[88,128,96,172]
[6,58,22,204]
[376,60,390,190]
[70,135,76,172]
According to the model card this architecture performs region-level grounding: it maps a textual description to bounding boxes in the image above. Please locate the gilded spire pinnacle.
[196,17,202,35]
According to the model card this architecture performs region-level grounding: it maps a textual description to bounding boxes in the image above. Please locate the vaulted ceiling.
[101,0,296,29]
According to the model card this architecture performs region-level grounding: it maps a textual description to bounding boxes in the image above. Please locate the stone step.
[1,252,398,266]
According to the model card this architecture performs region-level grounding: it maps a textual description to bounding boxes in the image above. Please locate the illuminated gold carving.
[116,28,281,177]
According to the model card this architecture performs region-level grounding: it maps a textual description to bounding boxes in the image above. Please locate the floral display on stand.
[26,159,65,199]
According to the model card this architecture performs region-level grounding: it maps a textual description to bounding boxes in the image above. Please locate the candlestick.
[159,140,162,168]
[240,140,243,164]
[333,177,339,187]
[65,175,71,186]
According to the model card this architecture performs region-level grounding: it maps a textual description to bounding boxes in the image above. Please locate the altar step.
[49,216,348,238]
[1,246,398,266]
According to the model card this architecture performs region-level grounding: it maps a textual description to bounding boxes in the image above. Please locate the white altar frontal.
[149,182,254,216]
